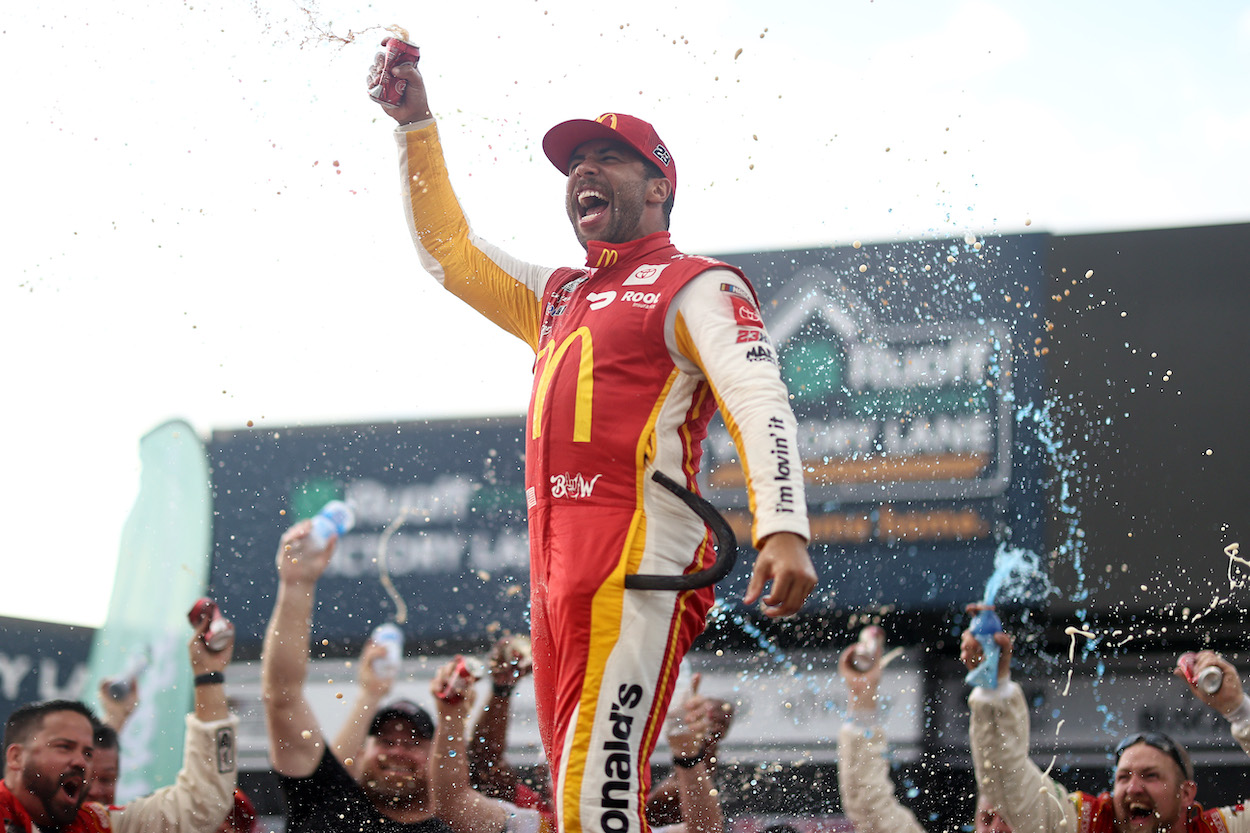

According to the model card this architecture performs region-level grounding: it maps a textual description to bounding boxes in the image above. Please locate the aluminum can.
[438,655,485,702]
[850,625,884,672]
[370,38,420,107]
[188,597,235,652]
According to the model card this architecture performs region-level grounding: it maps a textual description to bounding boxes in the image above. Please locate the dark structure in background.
[1044,223,1250,620]
[0,617,93,726]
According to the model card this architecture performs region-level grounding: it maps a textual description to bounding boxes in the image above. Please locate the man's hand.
[368,51,432,125]
[97,679,139,731]
[744,531,817,617]
[838,644,883,712]
[358,641,396,701]
[666,674,712,761]
[190,610,234,676]
[488,633,534,690]
[959,620,1013,681]
[1176,650,1246,716]
[431,658,478,724]
[274,520,337,587]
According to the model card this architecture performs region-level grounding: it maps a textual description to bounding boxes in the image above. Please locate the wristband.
[671,749,705,769]
[194,671,224,687]
[492,682,516,698]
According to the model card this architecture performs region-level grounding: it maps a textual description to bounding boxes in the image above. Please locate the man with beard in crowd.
[962,622,1250,833]
[1,617,237,833]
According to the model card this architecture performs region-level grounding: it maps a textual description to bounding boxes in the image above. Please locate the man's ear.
[1180,779,1198,811]
[647,177,673,206]
[6,741,24,779]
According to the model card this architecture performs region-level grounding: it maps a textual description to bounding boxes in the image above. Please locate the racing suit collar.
[584,231,676,270]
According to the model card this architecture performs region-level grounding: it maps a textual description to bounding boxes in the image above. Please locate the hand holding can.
[438,655,484,702]
[1179,652,1225,694]
[849,625,885,672]
[188,598,235,652]
[369,37,420,107]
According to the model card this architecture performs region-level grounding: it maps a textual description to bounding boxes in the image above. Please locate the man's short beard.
[24,760,86,831]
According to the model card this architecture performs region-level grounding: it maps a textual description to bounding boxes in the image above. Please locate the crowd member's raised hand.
[960,604,1013,684]
[1177,650,1250,719]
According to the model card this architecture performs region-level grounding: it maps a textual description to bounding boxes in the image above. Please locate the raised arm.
[661,676,724,833]
[261,521,338,777]
[112,614,238,833]
[429,658,514,833]
[1177,650,1250,754]
[331,641,395,777]
[962,627,1077,833]
[835,642,925,833]
[468,634,533,800]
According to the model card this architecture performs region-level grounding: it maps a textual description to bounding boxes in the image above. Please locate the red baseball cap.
[543,113,677,196]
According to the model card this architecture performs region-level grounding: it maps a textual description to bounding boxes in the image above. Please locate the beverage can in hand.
[188,597,235,652]
[438,655,485,702]
[850,625,885,672]
[369,37,420,107]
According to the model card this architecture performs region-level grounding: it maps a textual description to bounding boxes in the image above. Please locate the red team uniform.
[395,115,811,833]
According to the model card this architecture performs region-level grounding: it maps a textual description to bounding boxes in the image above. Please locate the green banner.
[84,419,212,801]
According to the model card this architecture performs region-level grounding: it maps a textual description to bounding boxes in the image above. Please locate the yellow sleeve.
[397,121,551,352]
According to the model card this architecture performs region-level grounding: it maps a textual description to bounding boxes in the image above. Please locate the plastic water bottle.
[370,623,404,679]
[309,500,355,549]
[964,608,1003,690]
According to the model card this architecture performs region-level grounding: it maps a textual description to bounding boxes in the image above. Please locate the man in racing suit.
[370,54,818,833]
[961,629,1250,833]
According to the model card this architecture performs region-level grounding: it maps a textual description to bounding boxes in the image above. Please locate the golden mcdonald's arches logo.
[532,327,595,442]
[596,113,619,129]
[595,249,620,268]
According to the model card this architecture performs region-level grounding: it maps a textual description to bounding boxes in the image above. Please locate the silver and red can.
[369,37,420,107]
[849,625,885,672]
[188,597,235,652]
[438,655,484,702]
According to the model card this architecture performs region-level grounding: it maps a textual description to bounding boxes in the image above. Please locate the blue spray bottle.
[964,607,1003,690]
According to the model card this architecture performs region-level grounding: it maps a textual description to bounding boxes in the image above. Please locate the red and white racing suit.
[396,119,810,833]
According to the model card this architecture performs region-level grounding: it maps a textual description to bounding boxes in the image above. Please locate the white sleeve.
[837,723,926,833]
[111,715,238,833]
[666,268,810,546]
[968,682,1075,833]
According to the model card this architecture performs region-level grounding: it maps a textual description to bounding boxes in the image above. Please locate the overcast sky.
[4,1,1249,627]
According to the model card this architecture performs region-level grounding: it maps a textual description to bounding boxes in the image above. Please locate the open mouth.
[576,188,610,226]
[59,775,84,802]
[1128,803,1156,822]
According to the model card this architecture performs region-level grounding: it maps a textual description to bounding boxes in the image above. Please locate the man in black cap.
[261,520,450,833]
[369,50,817,833]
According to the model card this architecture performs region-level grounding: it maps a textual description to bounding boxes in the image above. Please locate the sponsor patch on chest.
[621,263,670,286]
